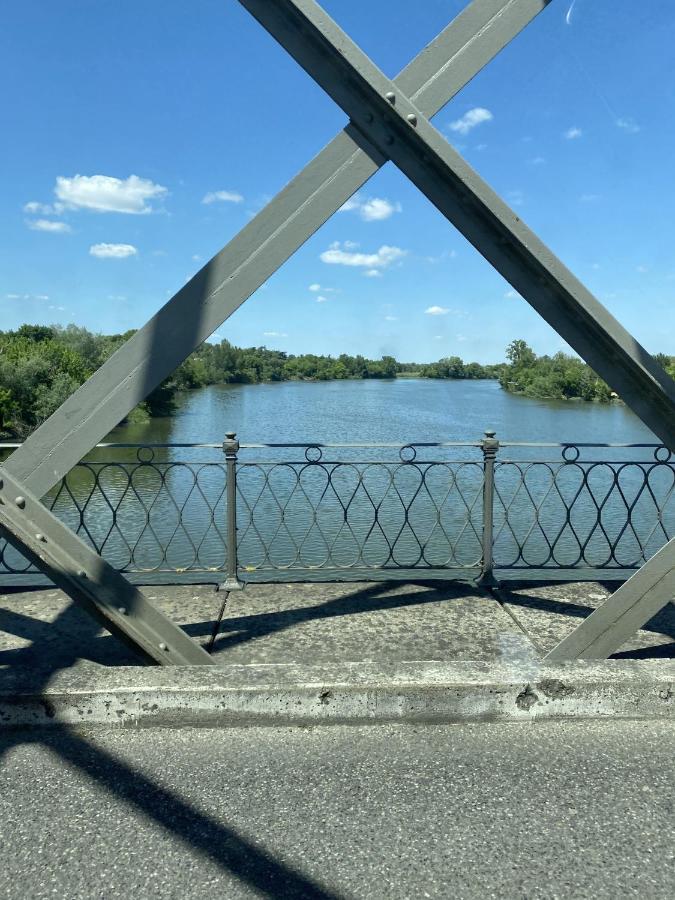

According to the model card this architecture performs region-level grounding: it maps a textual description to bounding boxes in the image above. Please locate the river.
[2,380,671,580]
[107,378,654,446]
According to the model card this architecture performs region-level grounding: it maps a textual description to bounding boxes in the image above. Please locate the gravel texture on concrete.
[1,720,674,899]
[0,581,536,670]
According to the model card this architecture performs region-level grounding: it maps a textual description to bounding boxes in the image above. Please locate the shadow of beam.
[5,730,342,900]
[197,580,481,654]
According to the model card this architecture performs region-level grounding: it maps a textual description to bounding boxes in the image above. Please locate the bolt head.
[118,607,127,615]
[159,643,168,651]
[385,91,396,104]
[77,570,87,579]
[35,533,46,542]
[15,496,26,509]
[406,113,417,126]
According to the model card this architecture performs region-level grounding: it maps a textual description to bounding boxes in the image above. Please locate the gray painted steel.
[240,0,675,452]
[545,537,675,660]
[0,469,214,666]
[4,0,547,500]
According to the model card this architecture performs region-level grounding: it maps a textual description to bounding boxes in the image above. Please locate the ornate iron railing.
[1,436,673,583]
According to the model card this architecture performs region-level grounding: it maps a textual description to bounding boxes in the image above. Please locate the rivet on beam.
[406,113,417,127]
[385,91,395,104]
[15,496,26,509]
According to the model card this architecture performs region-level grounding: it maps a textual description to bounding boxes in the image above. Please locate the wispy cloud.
[506,190,524,207]
[528,156,546,165]
[202,189,244,204]
[56,174,167,214]
[565,1,576,26]
[564,126,582,140]
[308,283,338,293]
[27,219,71,233]
[616,117,640,134]
[339,195,401,221]
[89,242,138,259]
[320,241,406,271]
[6,293,49,301]
[23,200,65,215]
[384,315,398,321]
[504,290,519,299]
[263,331,288,338]
[425,305,450,316]
[448,107,493,136]
[315,295,329,303]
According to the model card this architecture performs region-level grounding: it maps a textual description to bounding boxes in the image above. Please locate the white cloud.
[309,283,321,292]
[23,201,65,215]
[6,293,49,301]
[202,189,244,204]
[5,294,21,299]
[564,126,582,139]
[384,315,398,321]
[27,219,71,233]
[636,264,648,273]
[616,117,640,134]
[425,305,450,316]
[89,242,138,258]
[316,295,328,303]
[56,174,167,214]
[433,335,444,340]
[528,156,546,165]
[364,269,382,278]
[309,283,338,294]
[320,241,406,270]
[448,107,493,136]
[263,331,288,338]
[507,189,524,207]
[340,194,402,221]
[456,334,468,342]
[504,290,519,299]
[192,254,202,261]
[48,305,66,311]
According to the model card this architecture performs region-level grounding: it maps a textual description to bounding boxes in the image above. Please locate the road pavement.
[1,720,673,899]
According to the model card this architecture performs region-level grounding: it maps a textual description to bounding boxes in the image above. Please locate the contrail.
[565,0,576,26]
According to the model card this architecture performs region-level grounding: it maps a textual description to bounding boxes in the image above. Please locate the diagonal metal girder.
[4,0,549,500]
[0,468,214,665]
[239,0,675,453]
[0,0,549,664]
[240,0,675,660]
[544,537,675,661]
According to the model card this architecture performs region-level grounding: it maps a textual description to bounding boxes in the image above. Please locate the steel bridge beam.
[544,537,675,661]
[4,0,548,500]
[240,0,675,661]
[0,468,214,665]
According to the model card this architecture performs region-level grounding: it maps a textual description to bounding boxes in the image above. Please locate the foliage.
[499,339,614,402]
[2,323,671,439]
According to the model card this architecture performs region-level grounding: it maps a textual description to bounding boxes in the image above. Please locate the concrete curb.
[1,659,674,728]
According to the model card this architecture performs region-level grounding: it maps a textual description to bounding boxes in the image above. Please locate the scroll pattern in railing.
[0,440,673,581]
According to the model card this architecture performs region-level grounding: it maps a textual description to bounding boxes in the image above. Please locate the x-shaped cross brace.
[1,0,673,663]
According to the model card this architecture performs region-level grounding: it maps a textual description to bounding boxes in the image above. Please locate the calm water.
[107,378,655,446]
[2,381,671,579]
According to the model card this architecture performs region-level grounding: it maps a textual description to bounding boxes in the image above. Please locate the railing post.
[479,429,500,587]
[220,431,244,593]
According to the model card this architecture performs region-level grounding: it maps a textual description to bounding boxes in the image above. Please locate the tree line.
[0,324,672,438]
[499,339,675,402]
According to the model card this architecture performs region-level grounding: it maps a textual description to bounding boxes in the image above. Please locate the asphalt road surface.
[1,720,673,899]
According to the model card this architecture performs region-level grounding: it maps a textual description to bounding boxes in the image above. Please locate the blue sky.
[1,0,674,364]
